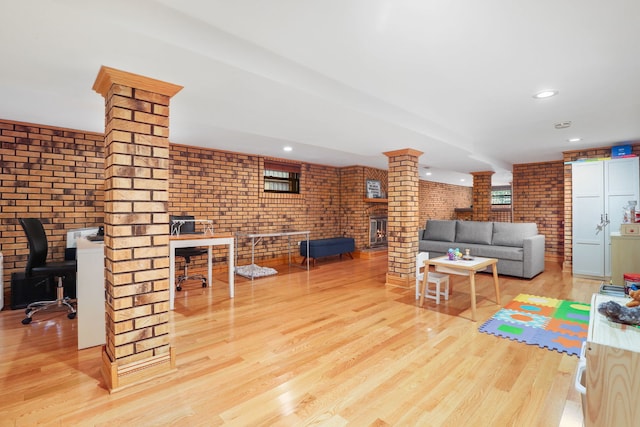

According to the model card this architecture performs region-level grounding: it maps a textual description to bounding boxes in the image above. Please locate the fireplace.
[369,216,388,247]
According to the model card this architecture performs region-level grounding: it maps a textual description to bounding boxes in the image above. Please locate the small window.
[264,161,300,194]
[491,186,512,205]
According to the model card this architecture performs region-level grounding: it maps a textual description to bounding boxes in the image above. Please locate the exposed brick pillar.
[383,148,423,288]
[471,171,494,221]
[93,66,183,392]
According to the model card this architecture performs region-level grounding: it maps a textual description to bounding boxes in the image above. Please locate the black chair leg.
[176,259,206,291]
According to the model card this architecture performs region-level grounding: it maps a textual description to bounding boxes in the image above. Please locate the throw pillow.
[492,222,538,247]
[455,221,493,245]
[424,220,456,242]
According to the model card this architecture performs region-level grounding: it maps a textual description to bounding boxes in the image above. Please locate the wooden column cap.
[93,66,183,98]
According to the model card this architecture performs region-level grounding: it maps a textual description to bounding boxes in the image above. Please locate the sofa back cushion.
[492,222,538,247]
[424,220,456,242]
[455,221,493,245]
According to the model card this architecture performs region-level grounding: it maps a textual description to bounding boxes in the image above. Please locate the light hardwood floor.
[0,255,599,426]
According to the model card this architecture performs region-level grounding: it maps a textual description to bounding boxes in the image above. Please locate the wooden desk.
[169,233,234,310]
[421,256,501,321]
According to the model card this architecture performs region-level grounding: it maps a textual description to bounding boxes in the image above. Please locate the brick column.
[93,66,182,392]
[383,149,423,288]
[471,171,494,221]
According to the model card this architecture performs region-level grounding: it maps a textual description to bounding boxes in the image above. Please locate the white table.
[169,233,235,310]
[235,231,310,279]
[422,256,501,321]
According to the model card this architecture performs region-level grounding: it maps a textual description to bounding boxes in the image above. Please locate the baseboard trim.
[102,346,176,394]
[385,273,412,289]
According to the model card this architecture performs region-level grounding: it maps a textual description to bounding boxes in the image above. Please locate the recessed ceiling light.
[533,90,558,99]
[567,137,582,143]
[554,121,572,129]
[425,171,432,176]
[283,146,293,152]
[460,178,465,182]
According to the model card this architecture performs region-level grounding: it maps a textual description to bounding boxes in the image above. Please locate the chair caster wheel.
[177,286,182,291]
[201,280,207,288]
[22,317,32,325]
[25,308,32,315]
[68,312,76,320]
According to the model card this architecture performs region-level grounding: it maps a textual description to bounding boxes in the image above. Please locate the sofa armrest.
[419,229,426,240]
[522,234,545,278]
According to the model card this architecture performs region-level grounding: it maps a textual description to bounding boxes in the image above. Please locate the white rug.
[235,264,278,279]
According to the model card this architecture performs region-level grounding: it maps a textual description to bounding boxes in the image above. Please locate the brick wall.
[489,208,512,223]
[0,119,346,304]
[0,119,105,305]
[338,166,391,249]
[418,180,472,226]
[471,171,493,221]
[512,160,564,260]
[5,116,620,301]
[169,145,342,265]
[384,149,421,286]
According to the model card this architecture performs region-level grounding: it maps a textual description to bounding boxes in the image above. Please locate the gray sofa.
[419,220,545,279]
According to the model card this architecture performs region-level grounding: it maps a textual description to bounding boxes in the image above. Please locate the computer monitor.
[66,227,100,248]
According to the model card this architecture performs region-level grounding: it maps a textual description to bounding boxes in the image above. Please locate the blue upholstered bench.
[300,237,355,266]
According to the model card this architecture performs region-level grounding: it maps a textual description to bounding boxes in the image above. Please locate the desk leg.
[228,241,235,298]
[469,271,477,322]
[251,237,255,281]
[207,246,213,288]
[169,245,175,310]
[492,262,501,306]
[306,235,309,271]
[419,268,428,307]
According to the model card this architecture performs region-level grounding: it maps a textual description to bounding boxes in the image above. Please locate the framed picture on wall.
[366,179,382,198]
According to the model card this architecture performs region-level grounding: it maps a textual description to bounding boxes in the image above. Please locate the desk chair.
[415,252,449,305]
[170,215,208,291]
[19,218,77,325]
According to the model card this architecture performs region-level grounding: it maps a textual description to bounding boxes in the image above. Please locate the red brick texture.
[97,74,179,366]
[0,120,105,304]
[471,171,494,222]
[384,149,422,286]
[418,180,472,225]
[4,116,635,302]
[513,160,564,261]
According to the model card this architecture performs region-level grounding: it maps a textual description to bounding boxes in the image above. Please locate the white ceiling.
[2,1,640,186]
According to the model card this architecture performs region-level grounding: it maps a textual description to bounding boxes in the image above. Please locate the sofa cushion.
[418,240,455,254]
[492,222,538,247]
[455,221,493,245]
[474,244,524,261]
[424,220,456,242]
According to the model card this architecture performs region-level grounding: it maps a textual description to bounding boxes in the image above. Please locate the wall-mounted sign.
[366,179,382,198]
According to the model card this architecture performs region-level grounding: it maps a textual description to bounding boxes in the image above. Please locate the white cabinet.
[578,294,640,427]
[611,234,640,286]
[76,237,106,349]
[572,157,639,278]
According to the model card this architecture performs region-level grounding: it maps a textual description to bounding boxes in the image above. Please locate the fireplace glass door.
[369,217,388,247]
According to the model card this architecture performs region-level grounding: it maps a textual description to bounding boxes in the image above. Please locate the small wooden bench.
[300,237,355,266]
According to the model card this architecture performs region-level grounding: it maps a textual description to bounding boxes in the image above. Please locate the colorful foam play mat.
[479,294,590,356]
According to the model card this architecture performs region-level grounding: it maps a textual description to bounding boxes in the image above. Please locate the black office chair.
[170,215,208,291]
[19,218,77,325]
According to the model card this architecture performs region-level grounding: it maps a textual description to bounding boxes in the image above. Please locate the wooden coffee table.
[421,256,501,321]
